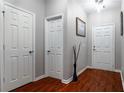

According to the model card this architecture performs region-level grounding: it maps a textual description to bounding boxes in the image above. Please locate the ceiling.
[77,0,122,14]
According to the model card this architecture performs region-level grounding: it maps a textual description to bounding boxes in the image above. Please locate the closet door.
[47,17,63,79]
[4,4,33,91]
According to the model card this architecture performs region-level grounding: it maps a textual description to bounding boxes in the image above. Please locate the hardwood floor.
[12,68,123,92]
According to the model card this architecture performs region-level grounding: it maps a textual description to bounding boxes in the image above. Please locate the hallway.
[12,68,123,92]
[0,0,124,91]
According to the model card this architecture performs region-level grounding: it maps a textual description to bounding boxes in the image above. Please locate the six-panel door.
[92,25,115,70]
[47,18,63,79]
[4,5,33,91]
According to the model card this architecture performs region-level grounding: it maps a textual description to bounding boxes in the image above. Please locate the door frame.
[45,13,64,81]
[0,0,4,92]
[92,23,115,70]
[0,2,36,91]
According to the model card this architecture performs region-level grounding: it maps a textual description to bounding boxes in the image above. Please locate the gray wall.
[87,8,121,69]
[45,0,67,16]
[4,0,45,77]
[121,0,124,78]
[63,0,88,80]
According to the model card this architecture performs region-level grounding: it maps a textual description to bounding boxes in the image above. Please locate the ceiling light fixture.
[95,0,103,4]
[95,0,105,12]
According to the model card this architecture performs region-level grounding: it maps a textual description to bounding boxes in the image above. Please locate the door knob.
[29,51,34,54]
[48,50,51,53]
[93,46,96,51]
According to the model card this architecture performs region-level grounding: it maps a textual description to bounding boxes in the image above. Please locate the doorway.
[2,2,35,91]
[45,14,63,80]
[92,24,115,70]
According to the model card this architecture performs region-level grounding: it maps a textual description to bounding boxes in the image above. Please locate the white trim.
[45,13,64,20]
[2,2,36,91]
[61,76,73,84]
[3,2,35,15]
[45,19,47,76]
[116,70,124,90]
[92,24,115,70]
[77,66,88,76]
[87,66,118,72]
[87,66,115,72]
[32,11,36,82]
[45,13,64,80]
[0,0,4,92]
[34,75,47,82]
[113,70,124,90]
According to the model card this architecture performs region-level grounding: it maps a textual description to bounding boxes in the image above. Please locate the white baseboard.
[87,66,114,72]
[61,66,88,84]
[77,66,88,76]
[61,76,73,84]
[34,74,47,82]
[119,70,124,90]
[87,66,121,73]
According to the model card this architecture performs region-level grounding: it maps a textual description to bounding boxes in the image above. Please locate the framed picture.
[121,11,123,36]
[76,17,86,37]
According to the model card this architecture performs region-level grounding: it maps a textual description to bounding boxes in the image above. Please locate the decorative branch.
[73,42,81,64]
[76,43,81,62]
[73,46,76,63]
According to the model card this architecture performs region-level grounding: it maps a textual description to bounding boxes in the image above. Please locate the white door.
[92,24,115,70]
[4,4,33,91]
[46,16,63,79]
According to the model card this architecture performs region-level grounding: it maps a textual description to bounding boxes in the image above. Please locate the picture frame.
[76,17,86,37]
[121,11,123,36]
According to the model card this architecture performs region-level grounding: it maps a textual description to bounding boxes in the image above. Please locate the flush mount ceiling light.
[95,0,105,12]
[95,0,103,4]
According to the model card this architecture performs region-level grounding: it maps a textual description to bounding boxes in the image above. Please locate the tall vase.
[73,62,78,81]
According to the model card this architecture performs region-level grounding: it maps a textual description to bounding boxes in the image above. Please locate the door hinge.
[3,77,5,83]
[2,11,5,16]
[3,44,5,50]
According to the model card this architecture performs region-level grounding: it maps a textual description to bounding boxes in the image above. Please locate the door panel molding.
[1,2,35,91]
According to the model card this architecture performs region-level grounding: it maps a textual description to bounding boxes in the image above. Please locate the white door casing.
[45,14,63,80]
[92,24,115,70]
[3,2,35,91]
[0,0,4,92]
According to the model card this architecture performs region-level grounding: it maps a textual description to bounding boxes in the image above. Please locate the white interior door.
[45,16,63,79]
[92,24,115,70]
[4,4,33,91]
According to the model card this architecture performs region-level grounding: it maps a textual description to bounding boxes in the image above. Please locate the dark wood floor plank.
[12,68,124,92]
